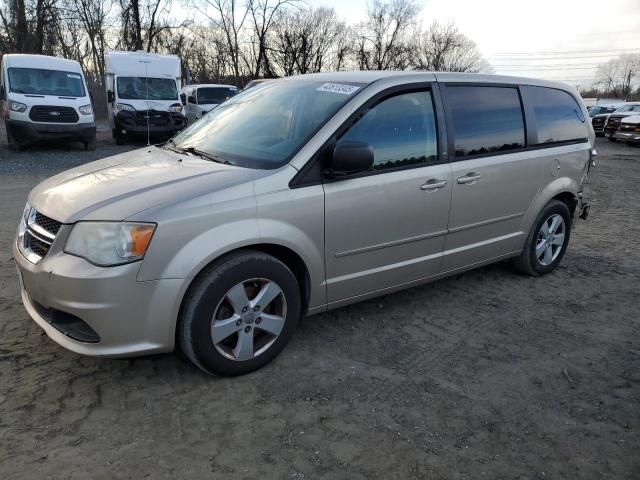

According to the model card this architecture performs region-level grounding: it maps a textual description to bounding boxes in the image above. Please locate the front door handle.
[420,179,448,191]
[457,172,482,185]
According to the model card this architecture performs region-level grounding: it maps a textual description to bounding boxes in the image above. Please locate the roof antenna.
[145,51,150,147]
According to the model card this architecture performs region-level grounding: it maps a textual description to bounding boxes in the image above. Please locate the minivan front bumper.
[13,239,186,357]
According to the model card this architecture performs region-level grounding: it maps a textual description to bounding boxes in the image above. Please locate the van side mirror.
[107,90,114,103]
[188,95,196,105]
[180,93,186,105]
[328,141,374,177]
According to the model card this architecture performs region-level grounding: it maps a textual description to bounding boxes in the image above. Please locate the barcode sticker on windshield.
[317,83,360,95]
[67,74,81,79]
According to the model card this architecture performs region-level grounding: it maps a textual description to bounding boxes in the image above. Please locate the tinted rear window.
[447,86,525,158]
[525,86,587,144]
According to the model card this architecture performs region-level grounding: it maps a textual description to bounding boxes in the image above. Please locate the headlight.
[169,103,183,113]
[16,202,32,255]
[114,103,135,112]
[65,222,156,266]
[79,104,93,115]
[9,101,27,113]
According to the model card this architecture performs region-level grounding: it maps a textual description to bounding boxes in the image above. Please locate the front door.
[324,89,452,303]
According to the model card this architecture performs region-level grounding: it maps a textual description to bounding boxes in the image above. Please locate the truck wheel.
[178,250,301,376]
[84,138,97,151]
[6,128,24,152]
[513,200,572,277]
[114,129,125,145]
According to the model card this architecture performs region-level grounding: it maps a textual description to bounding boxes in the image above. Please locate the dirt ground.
[0,132,638,480]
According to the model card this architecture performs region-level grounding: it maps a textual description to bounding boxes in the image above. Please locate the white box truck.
[105,51,186,144]
[1,54,96,150]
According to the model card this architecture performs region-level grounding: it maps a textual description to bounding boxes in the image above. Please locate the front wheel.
[514,200,572,276]
[178,250,301,376]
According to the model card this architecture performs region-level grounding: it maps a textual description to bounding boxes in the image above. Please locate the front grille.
[134,110,170,126]
[29,105,79,123]
[34,211,62,236]
[20,209,62,263]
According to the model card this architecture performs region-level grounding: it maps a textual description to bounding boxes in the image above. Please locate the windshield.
[8,67,86,97]
[117,77,178,100]
[197,87,238,104]
[616,104,640,113]
[170,80,364,169]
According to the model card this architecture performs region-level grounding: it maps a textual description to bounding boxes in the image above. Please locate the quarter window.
[340,91,438,171]
[446,86,525,158]
[525,86,587,144]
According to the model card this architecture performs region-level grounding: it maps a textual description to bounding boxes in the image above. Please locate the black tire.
[6,127,24,151]
[114,129,125,145]
[608,137,617,142]
[84,138,97,151]
[513,200,572,276]
[178,250,301,376]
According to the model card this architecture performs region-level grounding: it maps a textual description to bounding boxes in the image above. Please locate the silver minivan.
[14,72,594,375]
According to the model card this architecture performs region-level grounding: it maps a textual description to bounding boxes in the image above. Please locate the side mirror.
[180,93,186,105]
[328,141,374,177]
[107,90,114,103]
[188,95,196,105]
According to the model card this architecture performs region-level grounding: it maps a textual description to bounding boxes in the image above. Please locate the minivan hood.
[621,115,640,125]
[28,147,263,223]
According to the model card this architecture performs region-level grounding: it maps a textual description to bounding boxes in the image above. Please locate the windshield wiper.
[176,145,234,165]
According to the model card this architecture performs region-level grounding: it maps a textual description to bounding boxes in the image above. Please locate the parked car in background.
[243,78,272,91]
[603,102,640,141]
[614,115,640,145]
[105,51,186,144]
[1,54,96,151]
[181,84,238,125]
[14,72,594,376]
[588,105,620,117]
[591,103,640,138]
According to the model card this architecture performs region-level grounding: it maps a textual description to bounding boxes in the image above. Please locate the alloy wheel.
[211,278,287,361]
[536,214,566,266]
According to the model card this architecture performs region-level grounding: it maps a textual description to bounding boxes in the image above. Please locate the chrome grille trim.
[19,208,62,264]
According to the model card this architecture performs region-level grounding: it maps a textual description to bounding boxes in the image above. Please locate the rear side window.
[340,90,438,170]
[525,86,587,144]
[446,86,525,158]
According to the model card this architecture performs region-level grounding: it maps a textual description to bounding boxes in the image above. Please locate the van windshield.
[197,87,238,104]
[117,77,178,100]
[170,80,364,169]
[8,67,86,97]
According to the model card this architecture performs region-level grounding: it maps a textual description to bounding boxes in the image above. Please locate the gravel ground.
[0,132,638,480]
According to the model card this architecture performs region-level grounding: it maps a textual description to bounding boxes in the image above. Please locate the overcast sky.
[320,0,640,86]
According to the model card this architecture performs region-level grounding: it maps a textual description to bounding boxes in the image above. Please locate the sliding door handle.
[457,173,481,184]
[420,179,448,191]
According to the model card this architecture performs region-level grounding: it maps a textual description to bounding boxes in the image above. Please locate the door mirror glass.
[180,93,186,105]
[188,95,196,105]
[330,141,374,176]
[107,90,114,103]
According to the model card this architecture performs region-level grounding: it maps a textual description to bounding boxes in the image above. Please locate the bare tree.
[192,0,250,80]
[596,53,640,99]
[0,0,60,54]
[356,0,418,70]
[411,21,491,73]
[119,0,175,52]
[269,6,348,76]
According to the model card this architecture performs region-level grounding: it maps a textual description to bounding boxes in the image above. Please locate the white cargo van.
[181,84,238,125]
[1,54,96,150]
[105,51,186,144]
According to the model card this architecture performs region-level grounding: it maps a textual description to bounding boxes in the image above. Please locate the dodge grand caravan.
[14,72,594,376]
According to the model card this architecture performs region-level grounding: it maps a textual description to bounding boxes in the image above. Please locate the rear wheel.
[514,200,572,276]
[178,250,301,376]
